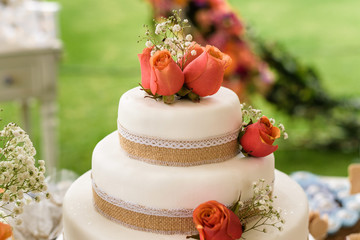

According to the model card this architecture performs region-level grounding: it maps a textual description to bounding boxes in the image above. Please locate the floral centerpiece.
[138,9,232,104]
[0,118,50,239]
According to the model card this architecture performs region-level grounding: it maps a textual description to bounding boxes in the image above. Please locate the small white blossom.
[183,19,189,23]
[155,24,163,35]
[35,196,41,203]
[145,40,153,48]
[164,38,172,45]
[269,118,275,125]
[283,132,289,140]
[185,34,193,41]
[172,24,181,32]
[191,50,197,56]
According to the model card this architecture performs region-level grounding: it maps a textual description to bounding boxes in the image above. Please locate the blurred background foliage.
[0,0,359,176]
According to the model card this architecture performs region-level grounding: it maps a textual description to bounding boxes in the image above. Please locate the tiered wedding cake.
[63,87,309,240]
[63,12,308,240]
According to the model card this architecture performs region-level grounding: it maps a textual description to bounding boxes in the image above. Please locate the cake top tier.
[117,86,242,140]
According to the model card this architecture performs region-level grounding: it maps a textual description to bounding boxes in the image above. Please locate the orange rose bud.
[180,43,204,69]
[149,50,184,96]
[0,222,12,240]
[184,45,232,97]
[240,116,281,157]
[193,200,243,240]
[138,47,153,89]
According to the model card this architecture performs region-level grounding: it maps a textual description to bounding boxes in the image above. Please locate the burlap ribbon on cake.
[118,124,240,166]
[92,180,197,235]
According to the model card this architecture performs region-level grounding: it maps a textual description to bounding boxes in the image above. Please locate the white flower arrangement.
[139,9,195,70]
[0,122,50,224]
[233,179,284,235]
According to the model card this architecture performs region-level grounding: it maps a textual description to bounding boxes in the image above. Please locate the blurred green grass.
[0,0,359,176]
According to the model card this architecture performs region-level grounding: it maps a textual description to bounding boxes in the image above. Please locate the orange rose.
[181,43,204,70]
[0,222,12,240]
[193,200,243,240]
[149,50,184,96]
[184,45,232,97]
[240,116,281,157]
[138,47,153,89]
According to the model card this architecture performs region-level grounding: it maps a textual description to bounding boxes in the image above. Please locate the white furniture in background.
[0,45,62,175]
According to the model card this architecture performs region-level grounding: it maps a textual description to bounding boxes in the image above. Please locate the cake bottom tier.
[63,170,309,240]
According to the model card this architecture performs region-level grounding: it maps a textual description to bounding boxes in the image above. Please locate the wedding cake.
[63,12,309,240]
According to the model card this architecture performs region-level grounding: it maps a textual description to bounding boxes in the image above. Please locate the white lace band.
[117,122,240,167]
[92,178,198,235]
[118,121,239,149]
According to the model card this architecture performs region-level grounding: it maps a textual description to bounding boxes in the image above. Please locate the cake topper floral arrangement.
[138,9,232,104]
[0,113,50,238]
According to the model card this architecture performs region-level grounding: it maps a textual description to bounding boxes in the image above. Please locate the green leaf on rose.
[177,86,192,97]
[163,95,176,104]
[187,91,200,103]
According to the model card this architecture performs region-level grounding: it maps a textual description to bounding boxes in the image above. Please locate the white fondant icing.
[92,132,275,210]
[117,87,242,140]
[63,171,309,240]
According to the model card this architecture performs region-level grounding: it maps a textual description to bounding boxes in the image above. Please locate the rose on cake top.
[138,10,232,104]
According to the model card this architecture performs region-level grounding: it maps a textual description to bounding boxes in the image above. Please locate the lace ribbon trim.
[118,121,240,149]
[92,179,193,217]
[92,178,198,235]
[93,203,198,235]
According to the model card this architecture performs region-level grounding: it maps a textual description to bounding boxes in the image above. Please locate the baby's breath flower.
[172,24,181,32]
[0,122,48,222]
[183,19,189,23]
[145,40,153,48]
[45,192,51,199]
[191,50,197,56]
[34,196,41,203]
[283,132,288,139]
[237,179,283,235]
[15,218,22,225]
[185,34,192,41]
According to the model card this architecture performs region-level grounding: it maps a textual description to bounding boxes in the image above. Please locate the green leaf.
[188,92,200,103]
[163,95,175,104]
[177,86,192,97]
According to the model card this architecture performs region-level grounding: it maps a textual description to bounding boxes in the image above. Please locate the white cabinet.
[0,46,62,175]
